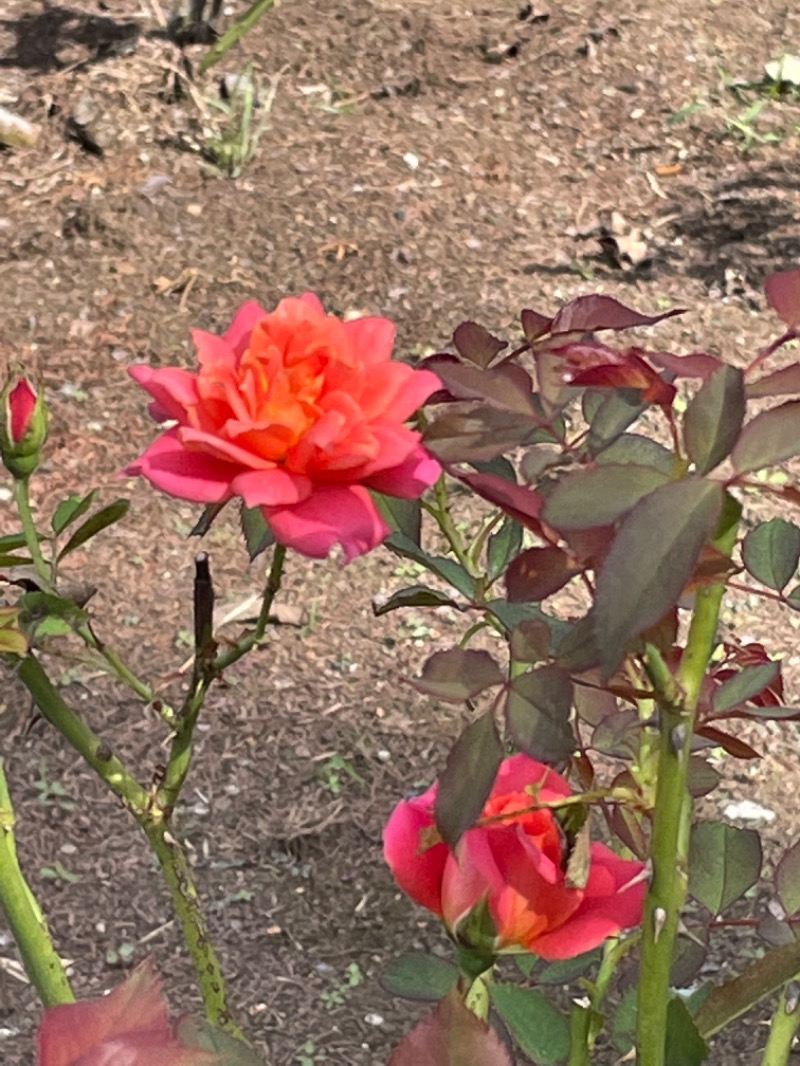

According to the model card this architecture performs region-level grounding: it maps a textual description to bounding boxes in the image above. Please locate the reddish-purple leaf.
[684,364,746,474]
[409,649,504,703]
[542,463,670,531]
[591,708,640,758]
[505,665,575,763]
[746,364,800,399]
[458,472,546,534]
[435,713,503,848]
[424,409,537,462]
[731,400,800,474]
[687,757,722,798]
[389,989,512,1066]
[549,294,685,335]
[765,269,800,329]
[594,479,723,676]
[453,321,508,368]
[695,726,760,759]
[520,308,553,343]
[426,360,538,416]
[776,841,800,917]
[569,356,676,406]
[648,350,723,379]
[573,677,619,726]
[505,545,580,602]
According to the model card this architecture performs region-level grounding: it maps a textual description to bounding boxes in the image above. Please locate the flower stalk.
[0,757,74,1007]
[635,515,738,1065]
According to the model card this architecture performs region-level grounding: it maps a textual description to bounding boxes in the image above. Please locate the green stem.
[17,654,244,1036]
[198,0,278,74]
[17,654,151,813]
[159,545,286,810]
[142,815,245,1040]
[0,757,74,1006]
[762,983,800,1066]
[567,1004,591,1066]
[14,477,51,588]
[635,518,738,1066]
[77,622,170,712]
[427,475,479,578]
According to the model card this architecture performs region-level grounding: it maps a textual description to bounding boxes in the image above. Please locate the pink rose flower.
[124,295,441,561]
[384,754,647,960]
[36,959,217,1066]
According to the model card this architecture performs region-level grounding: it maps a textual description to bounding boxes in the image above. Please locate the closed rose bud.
[0,376,47,479]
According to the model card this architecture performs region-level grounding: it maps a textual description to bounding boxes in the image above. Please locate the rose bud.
[0,376,48,479]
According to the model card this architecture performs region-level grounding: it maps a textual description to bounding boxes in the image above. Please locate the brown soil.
[2,2,800,1063]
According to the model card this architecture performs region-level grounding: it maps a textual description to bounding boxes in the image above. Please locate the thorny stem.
[0,756,74,1007]
[17,653,245,1036]
[425,475,479,578]
[761,982,800,1066]
[635,516,738,1066]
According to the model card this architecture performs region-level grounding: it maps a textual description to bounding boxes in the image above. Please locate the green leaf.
[731,400,800,473]
[381,954,459,1002]
[684,365,745,474]
[51,491,98,535]
[536,948,600,985]
[385,531,476,599]
[712,660,781,712]
[175,1016,262,1065]
[239,504,275,561]
[542,464,670,531]
[505,665,575,762]
[19,591,89,639]
[435,713,503,848]
[585,389,647,455]
[665,997,709,1066]
[776,841,800,917]
[611,988,637,1054]
[0,553,34,567]
[389,988,513,1066]
[0,532,31,553]
[58,499,130,559]
[375,494,422,546]
[595,433,675,473]
[688,821,762,915]
[593,480,723,676]
[410,648,504,703]
[742,518,800,592]
[694,939,800,1037]
[509,619,552,664]
[190,501,229,537]
[374,585,461,617]
[487,516,523,581]
[487,599,569,643]
[489,982,570,1064]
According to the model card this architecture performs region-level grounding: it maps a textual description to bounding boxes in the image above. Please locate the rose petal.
[528,844,647,959]
[364,446,441,498]
[121,429,237,503]
[221,299,268,358]
[231,468,312,507]
[265,483,389,561]
[383,790,447,917]
[37,960,169,1066]
[128,366,199,423]
[343,315,396,366]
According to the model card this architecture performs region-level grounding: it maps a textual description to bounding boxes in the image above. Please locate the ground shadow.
[0,5,139,71]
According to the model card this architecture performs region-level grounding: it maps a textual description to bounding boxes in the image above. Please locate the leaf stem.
[427,475,479,577]
[0,756,74,1007]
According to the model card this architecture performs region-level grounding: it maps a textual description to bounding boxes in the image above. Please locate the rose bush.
[36,960,217,1066]
[123,294,441,561]
[384,754,647,960]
